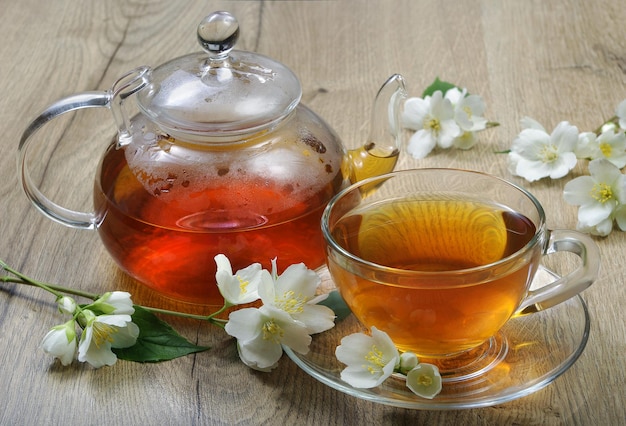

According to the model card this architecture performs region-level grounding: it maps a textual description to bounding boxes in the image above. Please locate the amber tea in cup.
[322,169,599,359]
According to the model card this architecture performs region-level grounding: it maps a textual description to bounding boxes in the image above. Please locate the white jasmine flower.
[406,363,443,399]
[402,91,461,158]
[77,310,139,368]
[616,98,626,130]
[446,88,488,132]
[88,291,135,315]
[225,304,311,371]
[508,119,579,182]
[564,159,626,235]
[57,296,77,316]
[575,129,626,168]
[335,327,400,389]
[215,254,262,305]
[41,320,77,366]
[259,259,335,334]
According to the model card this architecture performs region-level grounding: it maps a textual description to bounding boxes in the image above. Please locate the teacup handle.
[18,67,150,229]
[515,229,600,316]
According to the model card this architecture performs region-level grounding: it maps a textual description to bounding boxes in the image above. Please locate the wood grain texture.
[1,0,625,424]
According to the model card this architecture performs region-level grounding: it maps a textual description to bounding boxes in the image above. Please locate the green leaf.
[113,306,209,363]
[319,290,352,322]
[421,77,459,98]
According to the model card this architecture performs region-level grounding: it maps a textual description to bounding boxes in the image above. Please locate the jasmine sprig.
[0,258,226,324]
[1,258,210,364]
[1,255,338,369]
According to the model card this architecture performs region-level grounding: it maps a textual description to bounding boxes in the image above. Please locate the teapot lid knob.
[197,11,239,60]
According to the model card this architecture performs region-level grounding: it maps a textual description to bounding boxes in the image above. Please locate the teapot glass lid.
[136,11,302,136]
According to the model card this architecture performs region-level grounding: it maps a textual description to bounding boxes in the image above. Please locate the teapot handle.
[18,67,150,229]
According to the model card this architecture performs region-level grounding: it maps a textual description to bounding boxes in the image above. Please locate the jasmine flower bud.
[398,351,419,375]
[57,296,77,316]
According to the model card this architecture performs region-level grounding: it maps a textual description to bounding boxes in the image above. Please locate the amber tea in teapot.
[19,12,406,305]
[95,110,345,304]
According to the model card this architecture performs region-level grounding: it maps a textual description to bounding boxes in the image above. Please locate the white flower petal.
[616,99,626,130]
[401,97,430,130]
[551,121,579,152]
[453,132,477,150]
[225,307,264,341]
[589,158,622,183]
[335,333,379,365]
[237,340,282,371]
[580,217,614,236]
[407,130,436,159]
[513,158,552,182]
[520,116,546,131]
[275,263,319,299]
[214,254,233,275]
[564,176,596,205]
[511,129,551,159]
[614,205,626,231]
[578,202,615,227]
[296,304,336,334]
[238,336,284,370]
[443,87,465,104]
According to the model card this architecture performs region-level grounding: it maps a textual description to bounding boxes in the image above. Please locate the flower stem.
[0,260,92,300]
[138,305,215,322]
[1,276,100,300]
[1,259,227,325]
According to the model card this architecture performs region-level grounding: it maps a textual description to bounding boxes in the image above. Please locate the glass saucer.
[283,266,590,410]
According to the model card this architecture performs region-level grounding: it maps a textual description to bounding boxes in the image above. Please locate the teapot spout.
[345,74,407,183]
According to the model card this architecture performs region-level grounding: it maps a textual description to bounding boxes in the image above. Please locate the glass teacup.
[322,169,599,367]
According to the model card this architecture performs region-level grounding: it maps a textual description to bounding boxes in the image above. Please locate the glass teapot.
[18,11,407,305]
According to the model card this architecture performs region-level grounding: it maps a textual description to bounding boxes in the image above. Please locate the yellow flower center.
[539,144,559,163]
[276,290,306,315]
[237,275,249,295]
[600,142,612,157]
[590,182,614,203]
[91,322,116,348]
[425,117,441,133]
[364,345,386,374]
[417,373,433,387]
[262,319,284,344]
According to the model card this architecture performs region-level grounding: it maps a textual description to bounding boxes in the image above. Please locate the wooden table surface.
[1,0,625,424]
